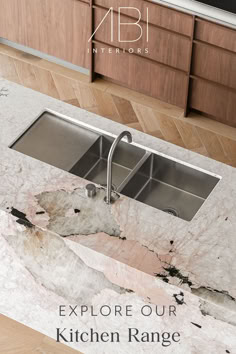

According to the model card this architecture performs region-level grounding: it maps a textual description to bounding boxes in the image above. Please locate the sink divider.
[82,136,105,180]
[117,152,151,193]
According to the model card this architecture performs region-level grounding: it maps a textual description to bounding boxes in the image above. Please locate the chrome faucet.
[105,131,132,204]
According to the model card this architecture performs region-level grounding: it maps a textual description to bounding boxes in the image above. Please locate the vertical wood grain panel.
[94,42,187,108]
[0,0,90,68]
[94,7,191,71]
[189,79,236,128]
[184,15,195,116]
[94,0,193,36]
[89,0,95,81]
[192,43,236,89]
[195,19,236,53]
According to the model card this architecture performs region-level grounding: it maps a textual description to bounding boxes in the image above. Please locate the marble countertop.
[0,79,236,352]
[152,0,236,28]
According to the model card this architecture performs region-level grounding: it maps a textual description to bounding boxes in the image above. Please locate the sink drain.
[163,207,179,217]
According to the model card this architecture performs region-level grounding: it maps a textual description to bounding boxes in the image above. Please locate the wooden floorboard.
[0,315,82,353]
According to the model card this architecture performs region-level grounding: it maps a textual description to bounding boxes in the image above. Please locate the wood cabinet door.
[190,79,236,128]
[94,42,187,108]
[192,43,236,90]
[195,19,236,53]
[94,7,191,71]
[94,0,193,36]
[0,0,90,68]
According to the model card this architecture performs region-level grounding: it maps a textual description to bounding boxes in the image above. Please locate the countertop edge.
[152,0,236,29]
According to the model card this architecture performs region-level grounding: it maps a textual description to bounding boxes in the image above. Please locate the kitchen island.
[0,79,236,353]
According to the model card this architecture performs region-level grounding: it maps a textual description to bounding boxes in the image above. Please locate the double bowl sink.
[10,110,220,221]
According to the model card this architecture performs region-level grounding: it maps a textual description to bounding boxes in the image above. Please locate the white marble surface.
[152,0,236,28]
[1,210,236,353]
[0,79,236,351]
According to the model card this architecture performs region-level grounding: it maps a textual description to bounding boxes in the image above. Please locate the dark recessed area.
[194,0,236,14]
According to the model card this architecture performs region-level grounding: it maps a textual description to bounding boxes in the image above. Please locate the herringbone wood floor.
[0,315,81,353]
[0,43,236,167]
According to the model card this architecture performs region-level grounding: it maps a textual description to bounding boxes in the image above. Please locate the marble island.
[0,79,236,353]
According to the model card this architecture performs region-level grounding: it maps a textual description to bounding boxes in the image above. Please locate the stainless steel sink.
[10,111,100,171]
[70,135,146,191]
[10,109,221,221]
[120,153,220,221]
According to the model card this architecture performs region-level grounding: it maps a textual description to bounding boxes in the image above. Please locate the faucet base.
[104,195,116,205]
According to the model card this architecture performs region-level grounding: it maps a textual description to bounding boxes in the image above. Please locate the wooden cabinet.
[192,43,236,90]
[0,0,90,68]
[94,0,193,36]
[92,1,193,107]
[195,19,236,53]
[0,0,235,128]
[189,79,236,127]
[189,19,236,127]
[94,42,188,108]
[94,7,191,71]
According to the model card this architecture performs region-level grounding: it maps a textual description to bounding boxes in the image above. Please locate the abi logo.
[88,7,149,43]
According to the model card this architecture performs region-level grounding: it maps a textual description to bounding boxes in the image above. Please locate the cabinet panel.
[195,20,236,53]
[94,0,193,36]
[94,7,191,71]
[94,42,187,107]
[190,79,236,128]
[0,0,90,68]
[192,43,236,89]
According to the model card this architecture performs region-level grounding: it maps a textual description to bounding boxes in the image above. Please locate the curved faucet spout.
[105,131,132,204]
